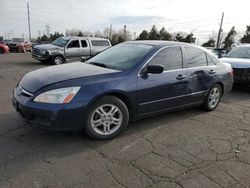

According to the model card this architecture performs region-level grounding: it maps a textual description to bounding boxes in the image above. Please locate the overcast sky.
[1,0,250,43]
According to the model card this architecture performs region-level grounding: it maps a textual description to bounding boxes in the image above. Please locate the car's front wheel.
[203,84,222,111]
[85,96,129,140]
[53,55,65,65]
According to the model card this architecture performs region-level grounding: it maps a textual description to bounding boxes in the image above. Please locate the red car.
[8,38,32,53]
[0,43,10,54]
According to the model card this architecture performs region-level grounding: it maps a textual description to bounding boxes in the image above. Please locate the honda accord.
[13,41,233,139]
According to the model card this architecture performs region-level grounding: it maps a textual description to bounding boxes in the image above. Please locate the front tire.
[203,84,222,111]
[53,55,65,65]
[85,96,129,140]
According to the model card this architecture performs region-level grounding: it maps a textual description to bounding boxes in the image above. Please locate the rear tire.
[203,84,222,111]
[84,96,129,140]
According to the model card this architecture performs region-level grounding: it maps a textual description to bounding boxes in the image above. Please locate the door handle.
[176,74,186,80]
[209,70,216,74]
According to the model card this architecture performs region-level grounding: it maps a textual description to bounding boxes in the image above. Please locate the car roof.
[124,40,198,48]
[61,36,109,41]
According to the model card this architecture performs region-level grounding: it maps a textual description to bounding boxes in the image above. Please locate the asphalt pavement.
[0,53,250,188]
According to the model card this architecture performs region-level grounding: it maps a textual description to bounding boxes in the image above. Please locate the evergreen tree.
[78,31,83,37]
[40,34,49,41]
[159,27,172,40]
[241,25,250,43]
[223,26,236,50]
[137,30,148,40]
[175,32,196,43]
[202,39,216,47]
[185,33,196,43]
[49,32,64,41]
[148,25,159,40]
[175,33,185,42]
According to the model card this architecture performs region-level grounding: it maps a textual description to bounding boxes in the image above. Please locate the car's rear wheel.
[85,96,129,140]
[203,84,222,111]
[53,55,64,65]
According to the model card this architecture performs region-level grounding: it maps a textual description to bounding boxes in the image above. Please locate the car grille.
[233,68,250,82]
[9,43,17,47]
[17,86,33,98]
[33,48,41,55]
[233,68,244,79]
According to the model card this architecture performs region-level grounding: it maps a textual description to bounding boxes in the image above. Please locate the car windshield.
[52,37,69,47]
[87,43,153,70]
[13,38,24,42]
[225,47,250,59]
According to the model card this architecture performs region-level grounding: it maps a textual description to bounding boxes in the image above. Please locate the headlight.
[33,87,81,104]
[48,49,58,55]
[40,50,47,55]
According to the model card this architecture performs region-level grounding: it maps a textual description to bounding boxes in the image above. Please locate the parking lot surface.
[0,53,250,188]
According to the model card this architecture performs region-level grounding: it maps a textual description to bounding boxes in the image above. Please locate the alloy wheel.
[54,56,63,65]
[208,87,220,109]
[90,104,122,136]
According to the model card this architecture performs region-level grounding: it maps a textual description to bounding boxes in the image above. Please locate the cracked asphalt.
[0,53,250,188]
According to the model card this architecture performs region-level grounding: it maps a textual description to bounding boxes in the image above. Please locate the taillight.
[229,69,234,77]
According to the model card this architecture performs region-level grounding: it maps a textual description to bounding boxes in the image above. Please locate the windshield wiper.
[88,62,108,68]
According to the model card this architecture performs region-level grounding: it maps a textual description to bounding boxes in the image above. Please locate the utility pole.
[27,0,31,41]
[216,12,224,49]
[109,24,112,40]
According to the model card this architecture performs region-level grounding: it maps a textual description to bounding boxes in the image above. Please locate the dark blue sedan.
[13,41,233,139]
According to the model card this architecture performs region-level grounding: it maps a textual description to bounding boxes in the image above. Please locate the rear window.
[91,40,110,46]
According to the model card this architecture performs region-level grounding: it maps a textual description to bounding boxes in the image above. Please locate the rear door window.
[81,40,88,48]
[185,47,207,67]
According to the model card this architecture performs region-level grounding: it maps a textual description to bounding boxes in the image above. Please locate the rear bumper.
[12,90,87,131]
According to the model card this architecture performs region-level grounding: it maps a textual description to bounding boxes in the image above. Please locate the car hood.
[34,44,63,50]
[8,42,20,45]
[220,57,250,68]
[20,62,120,93]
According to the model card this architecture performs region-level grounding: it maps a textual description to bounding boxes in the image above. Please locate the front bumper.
[9,46,20,52]
[32,53,51,61]
[12,88,87,131]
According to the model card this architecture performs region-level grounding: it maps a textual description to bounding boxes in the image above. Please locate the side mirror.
[146,64,164,74]
[81,56,90,62]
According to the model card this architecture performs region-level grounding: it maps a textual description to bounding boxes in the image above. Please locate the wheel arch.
[87,91,135,121]
[216,82,224,95]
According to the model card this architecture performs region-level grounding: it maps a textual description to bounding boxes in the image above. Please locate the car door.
[64,40,82,59]
[79,40,91,56]
[184,47,212,103]
[137,46,189,116]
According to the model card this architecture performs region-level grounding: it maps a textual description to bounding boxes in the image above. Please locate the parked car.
[32,37,111,65]
[220,44,250,85]
[7,38,32,53]
[0,43,10,54]
[12,41,233,139]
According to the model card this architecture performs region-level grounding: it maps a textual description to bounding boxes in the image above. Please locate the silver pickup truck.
[32,37,111,65]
